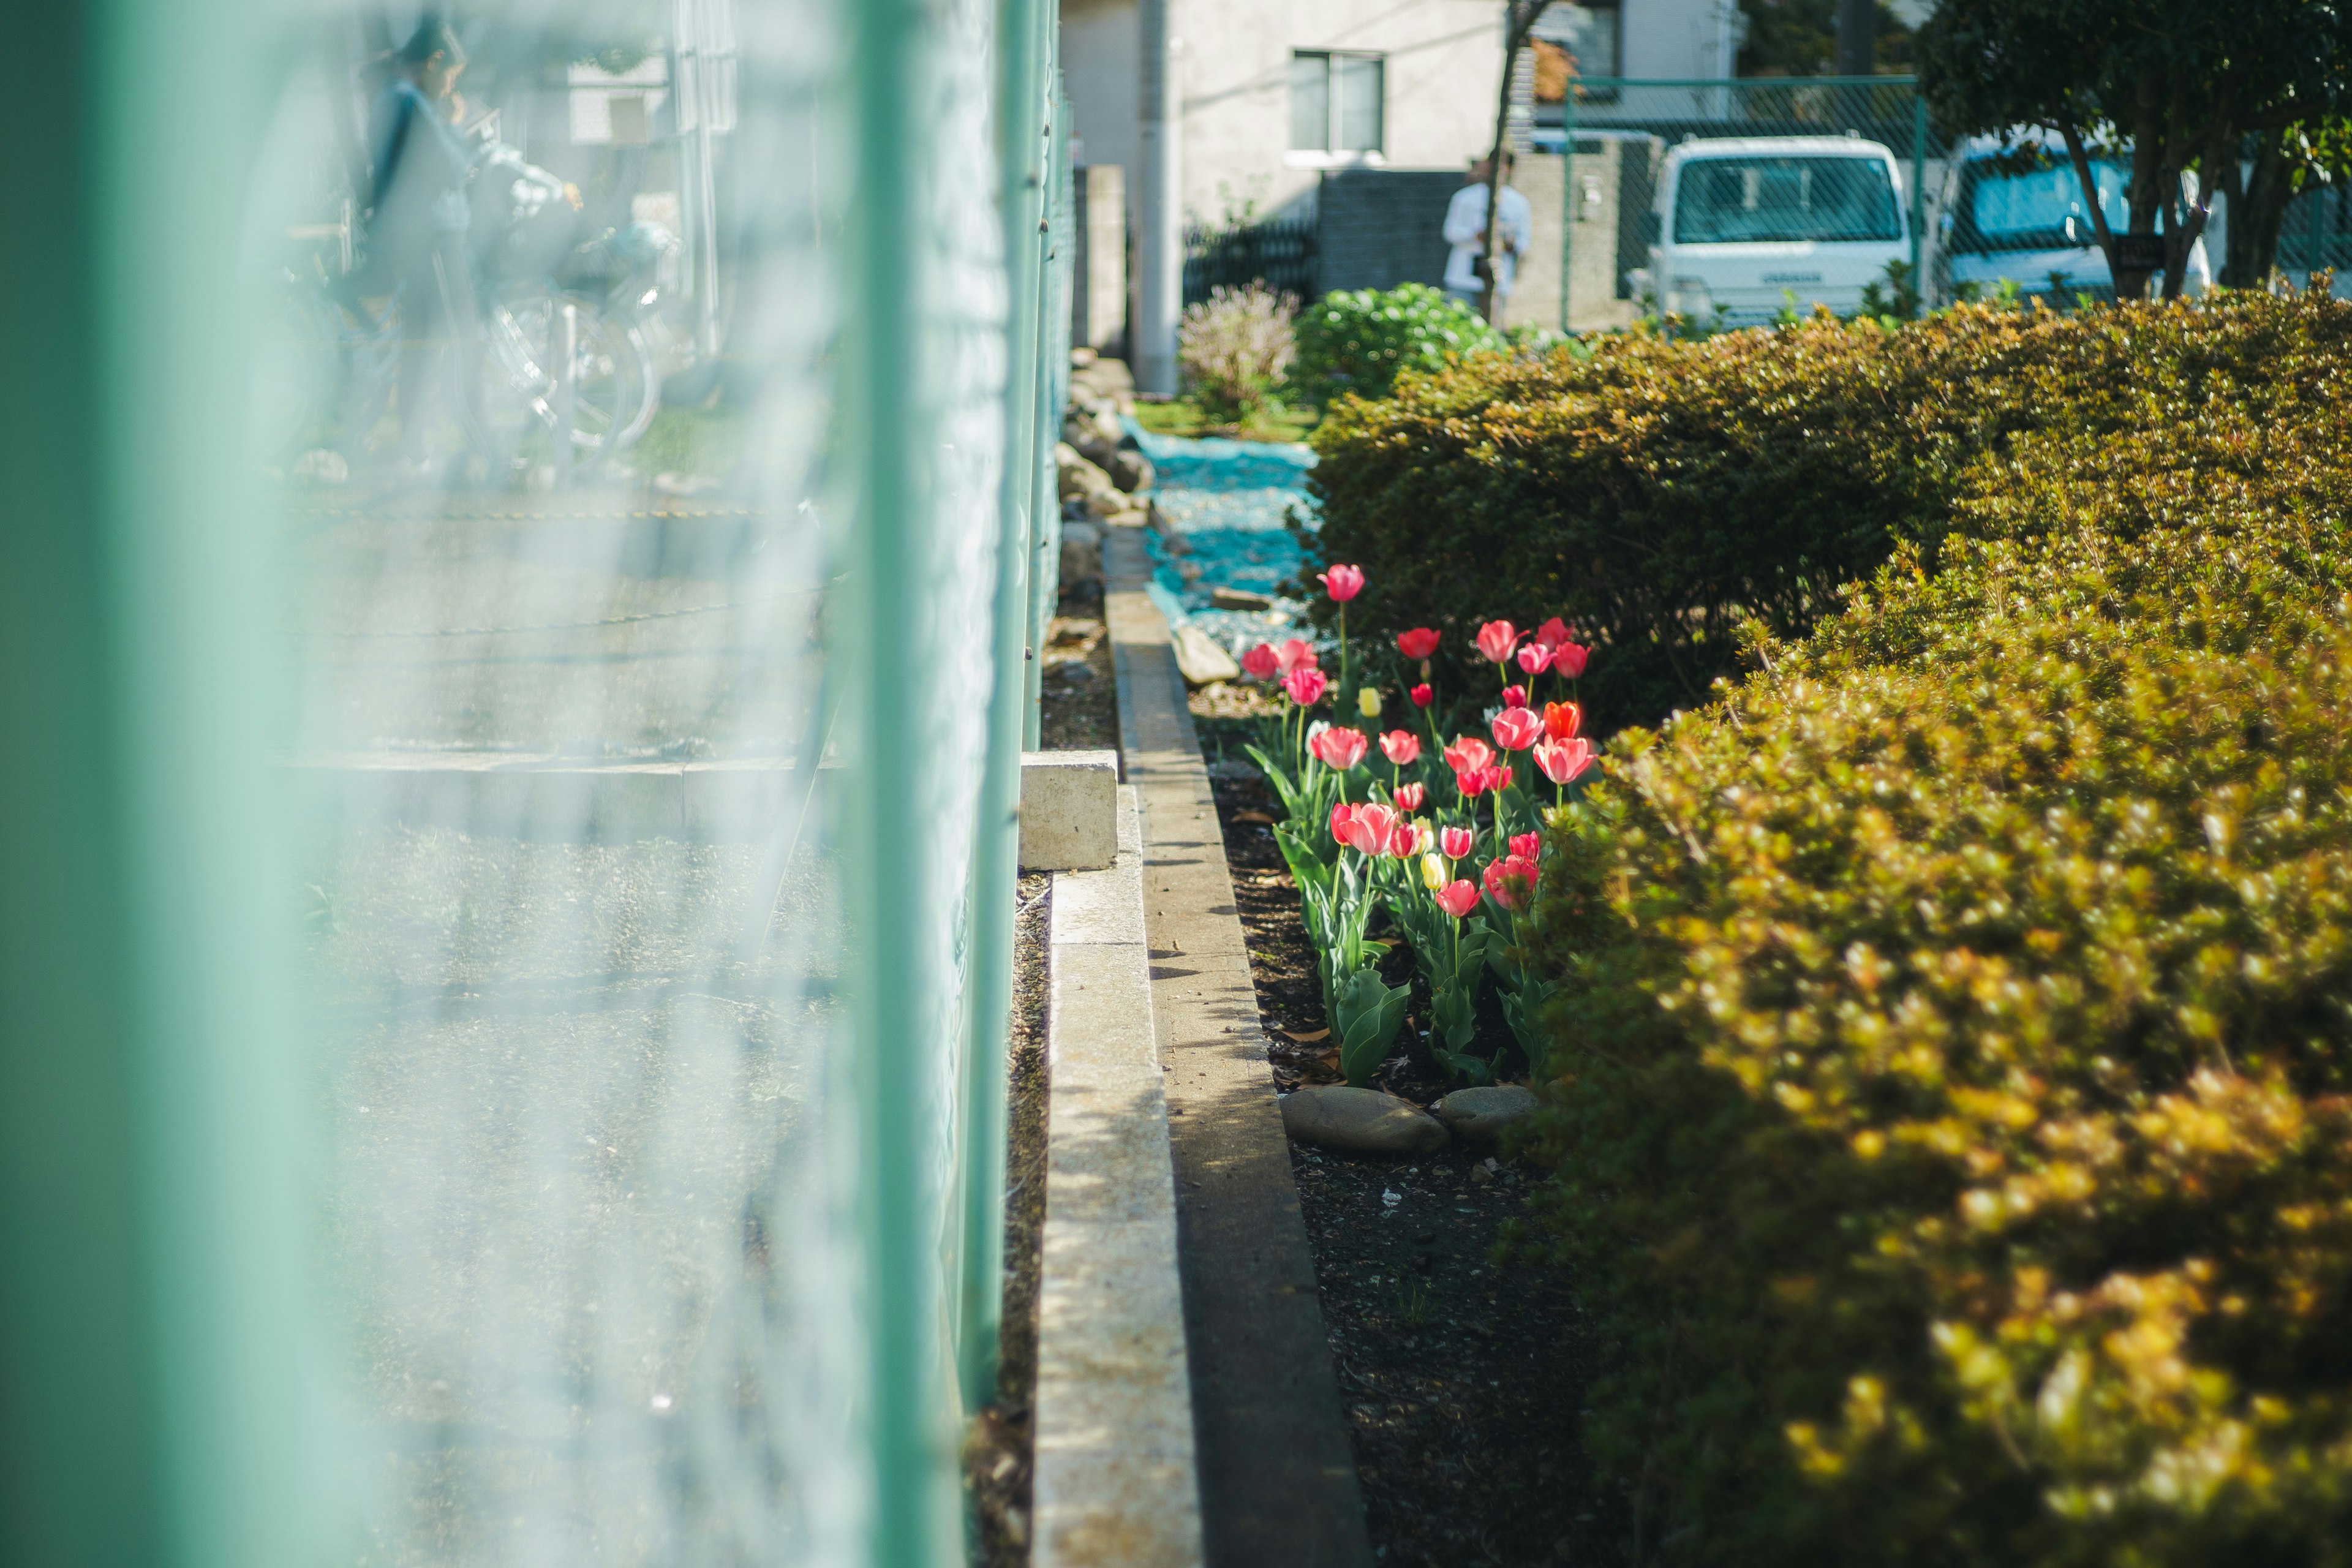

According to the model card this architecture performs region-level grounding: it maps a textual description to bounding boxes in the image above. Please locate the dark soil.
[1039,578,1118,753]
[1198,723,1625,1568]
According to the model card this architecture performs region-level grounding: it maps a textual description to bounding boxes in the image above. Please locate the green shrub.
[1290,282,1502,409]
[1517,358,2352,1560]
[1303,290,2352,731]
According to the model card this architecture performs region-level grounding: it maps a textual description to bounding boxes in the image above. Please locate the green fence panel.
[5,1,1061,1564]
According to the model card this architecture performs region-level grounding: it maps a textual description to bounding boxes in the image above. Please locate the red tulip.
[1434,880,1480,919]
[1409,683,1434,707]
[1439,825,1475,861]
[1396,627,1442,661]
[1550,641,1590,679]
[1454,767,1491,799]
[1275,638,1318,674]
[1482,854,1538,911]
[1330,801,1358,844]
[1475,620,1522,666]
[1343,801,1398,855]
[1319,563,1365,602]
[1534,617,1570,650]
[1516,642,1551,676]
[1393,782,1427,812]
[1442,736,1494,775]
[1387,821,1420,859]
[1510,831,1542,861]
[1544,701,1583,741]
[1534,737,1596,785]
[1502,685,1528,709]
[1308,724,1368,770]
[1491,708,1543,752]
[1284,666,1329,707]
[1494,763,1514,793]
[1379,729,1422,766]
[1241,643,1280,680]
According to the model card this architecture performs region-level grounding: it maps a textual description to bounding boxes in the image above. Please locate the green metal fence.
[1,1,1068,1565]
[1553,77,1939,330]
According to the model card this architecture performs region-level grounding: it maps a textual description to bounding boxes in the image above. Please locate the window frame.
[1287,49,1385,163]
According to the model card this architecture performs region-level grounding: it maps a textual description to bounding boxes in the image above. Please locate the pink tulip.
[1502,684,1528,710]
[1345,802,1398,855]
[1275,638,1319,674]
[1387,821,1420,859]
[1544,701,1583,741]
[1493,763,1514,793]
[1533,737,1596,785]
[1308,724,1368,771]
[1510,832,1542,861]
[1379,729,1421,766]
[1393,782,1427,812]
[1241,643,1280,680]
[1550,641,1590,679]
[1534,617,1570,650]
[1442,736,1494,775]
[1476,620,1522,666]
[1516,642,1552,676]
[1396,627,1442,661]
[1491,707,1543,752]
[1409,683,1434,708]
[1439,826,1475,861]
[1318,564,1365,602]
[1455,768,1491,799]
[1330,802,1359,845]
[1434,880,1480,919]
[1482,854,1538,911]
[1284,666,1329,707]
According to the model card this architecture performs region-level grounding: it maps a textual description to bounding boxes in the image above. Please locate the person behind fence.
[355,16,479,471]
[1443,152,1531,312]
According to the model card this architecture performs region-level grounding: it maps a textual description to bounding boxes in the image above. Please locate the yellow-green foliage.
[1520,295,2352,1564]
[1306,290,2352,729]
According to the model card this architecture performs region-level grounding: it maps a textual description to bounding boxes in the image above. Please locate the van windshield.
[1672,156,1901,244]
[1966,156,2130,242]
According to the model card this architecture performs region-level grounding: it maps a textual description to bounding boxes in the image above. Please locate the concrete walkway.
[1104,527,1373,1568]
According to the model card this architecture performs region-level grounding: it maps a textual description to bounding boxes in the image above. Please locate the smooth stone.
[1055,442,1118,502]
[1172,624,1241,685]
[1107,448,1155,492]
[1433,1085,1540,1142]
[1280,1086,1450,1155]
[1210,585,1273,611]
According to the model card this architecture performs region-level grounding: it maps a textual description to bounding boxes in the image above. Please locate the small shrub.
[1177,282,1297,423]
[1303,288,2352,732]
[1290,282,1502,409]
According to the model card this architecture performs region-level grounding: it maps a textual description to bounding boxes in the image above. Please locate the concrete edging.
[1033,785,1207,1568]
[1103,530,1374,1568]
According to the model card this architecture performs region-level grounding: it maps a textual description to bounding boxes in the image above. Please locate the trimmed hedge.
[1518,296,2352,1564]
[1303,292,2352,730]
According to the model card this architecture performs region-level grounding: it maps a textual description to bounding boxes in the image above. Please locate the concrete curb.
[1033,786,1207,1568]
[1103,531,1374,1568]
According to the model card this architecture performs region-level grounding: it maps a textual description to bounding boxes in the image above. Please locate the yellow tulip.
[1358,685,1382,718]
[1420,853,1447,891]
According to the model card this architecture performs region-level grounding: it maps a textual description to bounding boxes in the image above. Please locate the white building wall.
[1620,0,1740,80]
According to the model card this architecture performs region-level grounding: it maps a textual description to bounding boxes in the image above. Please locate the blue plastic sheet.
[1125,418,1322,658]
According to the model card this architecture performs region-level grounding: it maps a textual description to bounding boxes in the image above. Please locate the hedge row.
[1517,294,2352,1564]
[1303,291,2352,731]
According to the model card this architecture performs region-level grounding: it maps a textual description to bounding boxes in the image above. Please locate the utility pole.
[1836,0,1875,77]
[1136,0,1182,395]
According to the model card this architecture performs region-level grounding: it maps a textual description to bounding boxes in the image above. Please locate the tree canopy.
[1918,1,2352,296]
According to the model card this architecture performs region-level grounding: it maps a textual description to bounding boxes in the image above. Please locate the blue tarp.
[1125,418,1322,657]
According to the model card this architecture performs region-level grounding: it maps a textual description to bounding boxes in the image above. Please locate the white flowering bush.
[1177,282,1296,422]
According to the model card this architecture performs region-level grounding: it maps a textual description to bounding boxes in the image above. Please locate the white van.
[1634,136,1912,325]
[1940,132,2209,301]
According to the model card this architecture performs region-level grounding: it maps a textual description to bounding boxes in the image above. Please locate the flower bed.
[1233,562,1600,1089]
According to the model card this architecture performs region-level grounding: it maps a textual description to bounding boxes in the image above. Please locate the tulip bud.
[1410,683,1434,707]
[1358,686,1382,718]
[1420,853,1447,892]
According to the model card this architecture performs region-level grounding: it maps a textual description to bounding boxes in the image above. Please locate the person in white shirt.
[1442,152,1533,314]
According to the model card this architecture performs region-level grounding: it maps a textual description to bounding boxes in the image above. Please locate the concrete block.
[1020,750,1119,870]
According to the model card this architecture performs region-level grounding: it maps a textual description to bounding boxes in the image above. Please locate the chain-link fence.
[4,2,1069,1566]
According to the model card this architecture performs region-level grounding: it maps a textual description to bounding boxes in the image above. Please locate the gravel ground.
[1197,729,1626,1567]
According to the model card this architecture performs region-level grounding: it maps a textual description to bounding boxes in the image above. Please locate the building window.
[1289,51,1384,154]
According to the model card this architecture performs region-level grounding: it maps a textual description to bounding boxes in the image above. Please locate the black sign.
[2110,233,2168,271]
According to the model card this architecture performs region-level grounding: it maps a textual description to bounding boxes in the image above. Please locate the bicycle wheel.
[477,289,636,469]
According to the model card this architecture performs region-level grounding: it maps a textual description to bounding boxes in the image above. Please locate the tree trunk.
[2223,137,2295,287]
